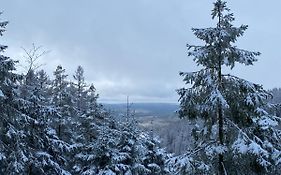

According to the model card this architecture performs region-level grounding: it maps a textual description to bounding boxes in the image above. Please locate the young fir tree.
[73,65,87,114]
[113,104,170,175]
[36,69,51,107]
[116,115,150,175]
[72,115,120,175]
[85,84,101,117]
[142,132,171,175]
[75,84,102,143]
[51,65,73,140]
[177,0,281,174]
[18,68,72,175]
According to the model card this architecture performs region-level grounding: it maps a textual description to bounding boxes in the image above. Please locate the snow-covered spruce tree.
[177,0,281,174]
[73,65,87,114]
[36,69,51,106]
[0,13,27,174]
[113,106,170,175]
[72,101,171,175]
[18,68,72,175]
[51,65,73,140]
[85,84,101,117]
[75,84,102,143]
[116,115,150,175]
[142,132,171,175]
[72,115,120,175]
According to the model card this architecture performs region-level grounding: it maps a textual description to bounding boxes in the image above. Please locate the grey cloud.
[2,0,281,102]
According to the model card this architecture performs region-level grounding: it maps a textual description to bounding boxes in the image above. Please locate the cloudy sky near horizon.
[2,1,281,103]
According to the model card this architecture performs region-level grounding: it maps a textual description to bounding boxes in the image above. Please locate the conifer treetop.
[188,0,260,69]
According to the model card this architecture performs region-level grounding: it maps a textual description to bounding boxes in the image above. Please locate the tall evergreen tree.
[51,65,73,140]
[36,69,51,107]
[177,1,281,174]
[73,65,87,114]
[18,69,71,174]
[0,12,26,174]
[85,84,100,117]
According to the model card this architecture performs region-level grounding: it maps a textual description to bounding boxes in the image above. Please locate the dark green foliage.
[177,1,281,174]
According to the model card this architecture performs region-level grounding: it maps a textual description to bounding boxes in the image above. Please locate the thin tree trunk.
[218,92,224,175]
[58,124,61,138]
[217,7,224,174]
[218,44,225,175]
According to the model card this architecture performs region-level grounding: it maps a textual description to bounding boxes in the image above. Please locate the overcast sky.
[2,0,281,103]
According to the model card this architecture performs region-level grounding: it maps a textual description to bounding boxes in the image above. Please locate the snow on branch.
[192,25,247,45]
[180,68,216,87]
[227,118,274,167]
[224,47,260,68]
[208,88,229,109]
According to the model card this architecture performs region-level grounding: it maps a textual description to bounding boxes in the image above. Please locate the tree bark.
[218,7,224,174]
